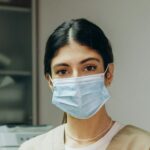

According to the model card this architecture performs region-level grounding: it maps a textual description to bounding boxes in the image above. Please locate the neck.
[65,106,113,146]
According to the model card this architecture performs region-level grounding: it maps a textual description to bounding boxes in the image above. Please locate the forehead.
[51,41,103,66]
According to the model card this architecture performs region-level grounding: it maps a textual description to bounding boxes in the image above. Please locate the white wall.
[38,0,150,130]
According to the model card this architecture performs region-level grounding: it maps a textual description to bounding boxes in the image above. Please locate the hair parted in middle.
[44,18,114,76]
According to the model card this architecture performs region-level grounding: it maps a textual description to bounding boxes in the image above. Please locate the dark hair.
[44,18,114,76]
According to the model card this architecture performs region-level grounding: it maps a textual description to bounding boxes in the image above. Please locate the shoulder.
[19,124,65,150]
[121,125,150,139]
[107,125,150,150]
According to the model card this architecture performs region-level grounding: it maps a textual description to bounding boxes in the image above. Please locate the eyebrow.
[53,57,100,69]
[53,63,69,69]
[79,57,100,64]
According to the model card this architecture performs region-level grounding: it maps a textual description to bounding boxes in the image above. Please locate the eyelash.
[83,65,97,72]
[55,69,68,75]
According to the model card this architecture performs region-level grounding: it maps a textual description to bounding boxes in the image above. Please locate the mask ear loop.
[104,64,109,75]
[48,75,54,92]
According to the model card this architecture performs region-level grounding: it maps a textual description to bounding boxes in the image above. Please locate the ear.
[45,73,53,89]
[105,63,114,86]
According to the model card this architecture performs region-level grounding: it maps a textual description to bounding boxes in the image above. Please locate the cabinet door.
[0,0,35,125]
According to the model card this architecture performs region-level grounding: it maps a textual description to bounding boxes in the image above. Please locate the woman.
[20,18,150,150]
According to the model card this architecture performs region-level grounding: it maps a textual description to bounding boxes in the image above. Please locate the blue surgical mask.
[50,69,110,119]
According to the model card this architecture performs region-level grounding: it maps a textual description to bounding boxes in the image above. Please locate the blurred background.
[0,0,37,126]
[0,0,150,132]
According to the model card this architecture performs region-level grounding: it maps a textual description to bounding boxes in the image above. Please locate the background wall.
[38,0,150,131]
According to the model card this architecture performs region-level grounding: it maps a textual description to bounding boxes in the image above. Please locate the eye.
[84,65,97,72]
[56,69,68,75]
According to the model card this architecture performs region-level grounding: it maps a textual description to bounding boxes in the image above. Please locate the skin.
[46,40,114,147]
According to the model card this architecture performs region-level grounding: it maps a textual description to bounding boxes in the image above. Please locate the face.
[48,41,114,85]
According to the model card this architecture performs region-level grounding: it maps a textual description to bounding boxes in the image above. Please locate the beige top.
[19,124,150,150]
